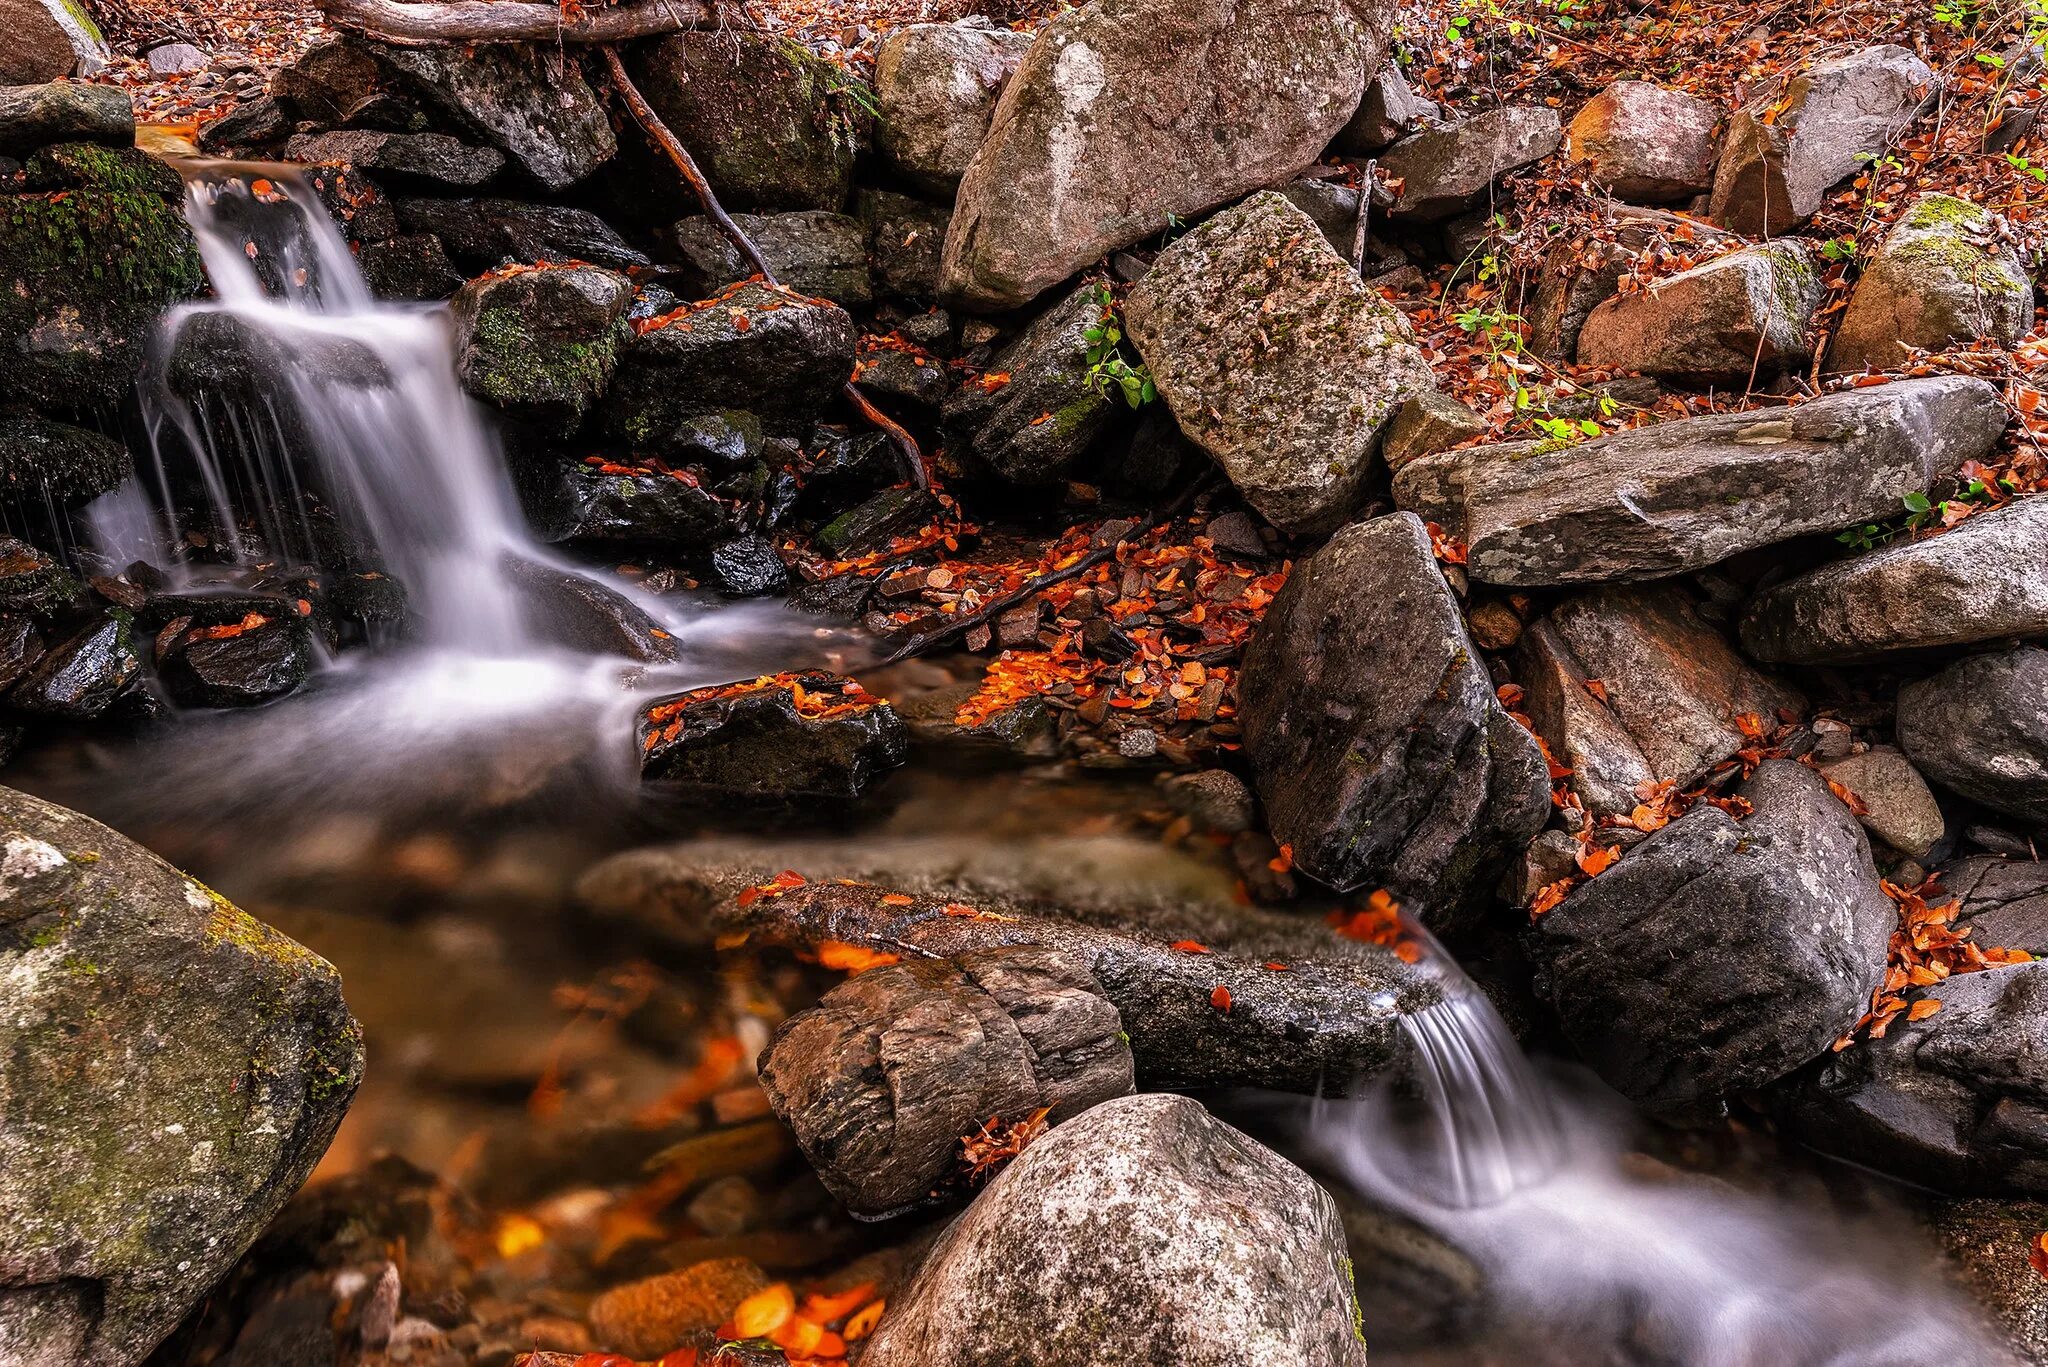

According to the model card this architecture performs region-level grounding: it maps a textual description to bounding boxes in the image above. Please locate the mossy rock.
[450,263,632,433]
[0,786,363,1364]
[25,140,182,197]
[0,189,204,411]
[0,415,127,507]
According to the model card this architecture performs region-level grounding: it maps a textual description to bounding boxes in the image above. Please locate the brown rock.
[1564,81,1719,203]
[587,1257,770,1358]
[1576,241,1823,382]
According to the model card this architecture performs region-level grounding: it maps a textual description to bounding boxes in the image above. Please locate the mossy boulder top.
[0,80,131,158]
[451,262,633,432]
[0,786,364,1366]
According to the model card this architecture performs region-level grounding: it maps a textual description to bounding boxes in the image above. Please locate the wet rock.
[1828,192,2033,374]
[941,0,1391,311]
[0,81,129,157]
[872,19,1034,195]
[502,556,679,663]
[24,141,181,195]
[858,188,950,300]
[1125,192,1436,534]
[554,463,740,554]
[0,787,363,1365]
[1781,960,2048,1196]
[1563,80,1720,203]
[1740,498,2048,663]
[1926,1199,2048,1362]
[195,93,289,154]
[1380,105,1564,222]
[1335,62,1439,154]
[0,187,204,410]
[1383,389,1489,472]
[0,535,78,616]
[1,0,110,84]
[394,196,648,273]
[0,615,45,694]
[1576,241,1824,381]
[372,40,615,190]
[816,485,941,558]
[587,1258,770,1359]
[0,416,126,508]
[855,342,948,412]
[670,211,872,307]
[1518,584,1803,818]
[893,679,1058,763]
[707,533,789,597]
[1899,646,2048,827]
[609,283,858,445]
[1709,45,1936,237]
[1819,745,1946,858]
[1396,376,2007,586]
[759,946,1135,1218]
[160,615,314,709]
[358,233,465,301]
[1525,205,1738,359]
[271,32,409,130]
[1161,768,1255,835]
[452,263,631,431]
[625,32,867,213]
[638,672,908,804]
[861,1094,1366,1367]
[1237,512,1551,930]
[941,281,1113,487]
[285,129,505,188]
[9,614,138,719]
[1533,760,1893,1117]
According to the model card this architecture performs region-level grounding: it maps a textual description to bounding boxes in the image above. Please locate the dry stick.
[1350,159,1377,278]
[599,45,932,490]
[318,0,712,44]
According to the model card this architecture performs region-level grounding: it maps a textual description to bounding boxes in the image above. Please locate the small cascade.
[1395,985,1563,1208]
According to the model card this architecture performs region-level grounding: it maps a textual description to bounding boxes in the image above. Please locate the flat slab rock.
[1237,512,1551,930]
[637,672,908,804]
[0,787,363,1366]
[1126,191,1437,535]
[1395,376,2008,586]
[1532,760,1893,1117]
[861,1094,1367,1367]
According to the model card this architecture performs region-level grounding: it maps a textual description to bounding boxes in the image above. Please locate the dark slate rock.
[0,615,46,694]
[357,233,464,301]
[370,40,616,191]
[1532,760,1894,1117]
[1236,511,1551,933]
[941,281,1113,487]
[502,556,678,664]
[1899,646,2048,827]
[9,615,139,719]
[757,945,1134,1218]
[0,788,362,1366]
[284,129,504,187]
[671,211,873,307]
[271,32,416,131]
[0,81,132,157]
[815,486,940,558]
[393,196,649,273]
[195,92,289,153]
[1949,856,2048,955]
[161,617,313,708]
[451,263,631,431]
[858,188,950,301]
[0,536,79,616]
[0,416,127,508]
[553,463,741,554]
[1395,377,2008,586]
[707,533,789,597]
[638,671,907,804]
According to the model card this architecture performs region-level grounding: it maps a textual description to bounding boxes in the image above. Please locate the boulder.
[1532,760,1894,1117]
[1517,584,1803,818]
[271,33,411,131]
[758,945,1135,1218]
[1709,45,1936,236]
[548,463,738,553]
[1576,241,1823,381]
[451,263,632,431]
[1818,745,1946,858]
[1334,62,1438,154]
[861,1094,1367,1367]
[872,20,1034,195]
[670,211,872,307]
[855,341,949,412]
[8,615,138,719]
[941,0,1392,311]
[1379,105,1563,222]
[1382,389,1489,471]
[358,234,465,301]
[195,94,290,155]
[1739,498,2048,663]
[1525,204,1738,359]
[0,81,130,158]
[1237,512,1551,930]
[0,0,110,84]
[1124,191,1436,534]
[0,535,78,616]
[159,616,314,708]
[608,283,857,447]
[284,129,505,188]
[0,188,204,410]
[1394,376,2008,586]
[394,196,648,274]
[0,787,362,1365]
[624,32,867,213]
[501,556,680,664]
[858,188,950,300]
[1949,856,2048,954]
[1563,80,1720,203]
[1898,646,2048,827]
[0,416,127,508]
[1779,961,2048,1196]
[371,40,616,190]
[1828,192,2033,374]
[24,141,181,196]
[638,672,908,804]
[815,486,941,557]
[941,280,1114,487]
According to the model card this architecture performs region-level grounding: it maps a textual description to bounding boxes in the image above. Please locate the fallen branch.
[317,0,712,45]
[599,45,934,491]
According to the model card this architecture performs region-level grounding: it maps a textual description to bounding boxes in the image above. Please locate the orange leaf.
[801,1282,878,1324]
[1577,843,1620,877]
[880,893,915,906]
[733,1283,795,1339]
[815,941,900,973]
[1583,678,1609,704]
[1907,998,1943,1022]
[1210,984,1233,1013]
[1170,939,1211,955]
[843,1300,885,1341]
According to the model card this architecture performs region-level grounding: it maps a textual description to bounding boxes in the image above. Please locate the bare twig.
[317,0,713,45]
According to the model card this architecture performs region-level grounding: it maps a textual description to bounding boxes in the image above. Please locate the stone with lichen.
[1828,192,2033,374]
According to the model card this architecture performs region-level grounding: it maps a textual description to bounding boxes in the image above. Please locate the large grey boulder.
[1576,241,1823,382]
[1125,191,1436,534]
[1828,192,2033,373]
[1394,376,2008,586]
[1563,80,1720,203]
[1740,498,2048,663]
[757,946,1134,1218]
[451,263,632,433]
[1237,512,1551,931]
[861,1094,1368,1367]
[1709,45,1936,237]
[1532,760,1894,1117]
[670,211,872,307]
[1898,646,2048,827]
[872,20,1034,196]
[370,41,615,190]
[0,788,363,1366]
[1379,104,1563,222]
[1779,961,2048,1196]
[0,0,109,84]
[941,0,1392,311]
[942,280,1115,486]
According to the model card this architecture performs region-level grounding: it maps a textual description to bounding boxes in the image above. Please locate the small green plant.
[1082,283,1156,409]
[1836,475,2016,549]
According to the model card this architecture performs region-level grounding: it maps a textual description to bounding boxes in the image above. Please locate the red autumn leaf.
[1210,984,1233,1012]
[1170,939,1211,954]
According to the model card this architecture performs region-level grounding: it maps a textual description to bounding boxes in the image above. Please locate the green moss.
[198,887,327,974]
[26,143,182,197]
[1901,193,1989,234]
[465,292,623,414]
